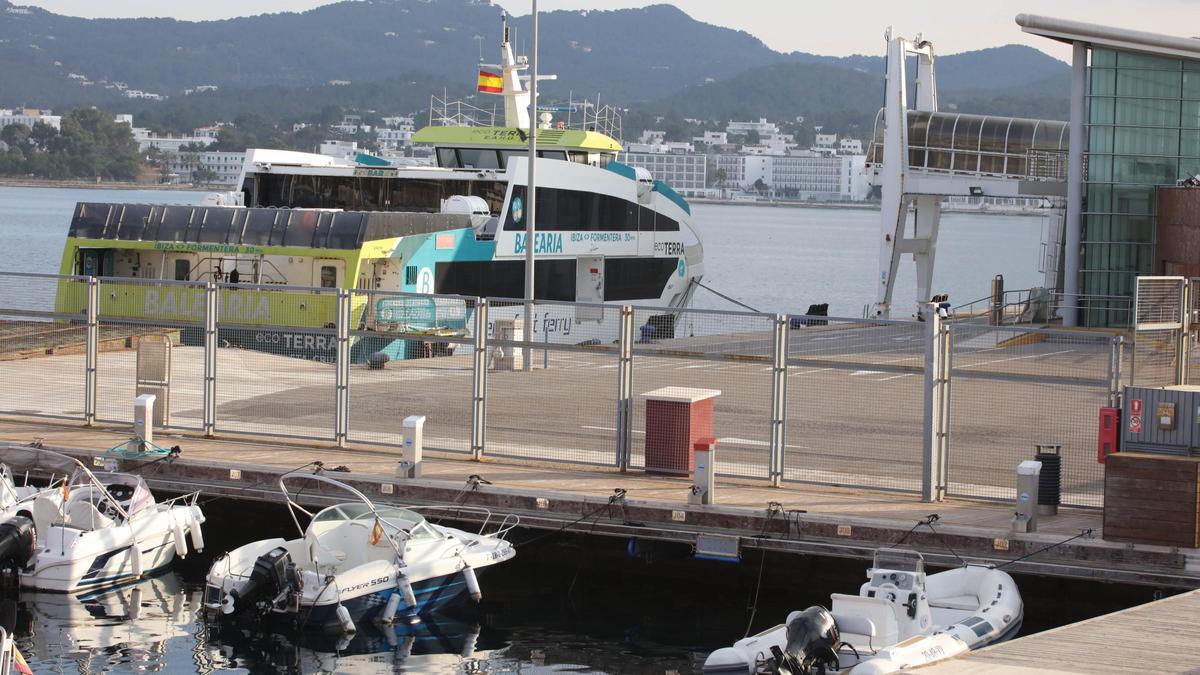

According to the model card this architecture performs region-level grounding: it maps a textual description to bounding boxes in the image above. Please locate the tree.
[0,123,32,152]
[745,129,761,145]
[193,167,219,186]
[753,177,769,194]
[30,121,58,149]
[713,167,727,187]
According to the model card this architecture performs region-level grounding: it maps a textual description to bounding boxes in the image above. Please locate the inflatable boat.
[704,549,1023,674]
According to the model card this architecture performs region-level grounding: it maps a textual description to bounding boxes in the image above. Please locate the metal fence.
[0,272,1124,507]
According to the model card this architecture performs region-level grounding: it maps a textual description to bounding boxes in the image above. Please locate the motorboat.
[203,471,518,633]
[703,549,1023,674]
[0,448,206,592]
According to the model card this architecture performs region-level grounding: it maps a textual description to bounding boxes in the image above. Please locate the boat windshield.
[311,503,440,540]
[874,549,925,574]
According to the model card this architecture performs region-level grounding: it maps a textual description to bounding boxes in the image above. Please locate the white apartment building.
[0,108,62,132]
[714,153,868,201]
[726,118,780,137]
[320,140,360,161]
[839,138,863,154]
[693,131,728,146]
[166,151,245,185]
[376,127,414,150]
[617,151,708,198]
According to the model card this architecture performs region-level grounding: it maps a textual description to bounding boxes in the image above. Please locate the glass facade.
[1083,48,1200,325]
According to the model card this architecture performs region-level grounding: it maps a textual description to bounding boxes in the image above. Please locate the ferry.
[53,16,703,361]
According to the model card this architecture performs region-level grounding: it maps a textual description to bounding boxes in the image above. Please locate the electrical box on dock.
[1122,385,1200,455]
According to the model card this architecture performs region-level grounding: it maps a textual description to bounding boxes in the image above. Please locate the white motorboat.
[203,471,518,633]
[703,549,1023,675]
[0,448,206,592]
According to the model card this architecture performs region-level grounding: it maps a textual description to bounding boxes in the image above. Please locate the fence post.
[203,282,217,437]
[1176,279,1190,386]
[84,276,98,427]
[471,298,489,461]
[768,313,788,487]
[616,305,634,471]
[922,304,948,502]
[334,289,350,448]
[1109,334,1125,407]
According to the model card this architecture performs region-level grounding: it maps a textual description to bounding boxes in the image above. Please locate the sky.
[14,0,1200,60]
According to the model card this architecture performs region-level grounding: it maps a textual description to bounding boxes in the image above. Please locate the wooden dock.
[920,588,1200,673]
[0,415,1197,588]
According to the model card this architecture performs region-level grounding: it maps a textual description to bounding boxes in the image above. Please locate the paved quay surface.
[0,415,1195,588]
[919,588,1200,674]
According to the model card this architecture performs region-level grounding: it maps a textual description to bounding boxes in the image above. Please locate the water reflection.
[210,615,507,674]
[18,571,198,672]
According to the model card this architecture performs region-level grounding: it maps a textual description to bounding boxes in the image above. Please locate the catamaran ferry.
[53,16,703,359]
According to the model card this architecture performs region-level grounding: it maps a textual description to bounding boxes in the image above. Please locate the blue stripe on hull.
[303,572,471,631]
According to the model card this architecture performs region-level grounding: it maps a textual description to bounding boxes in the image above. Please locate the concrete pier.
[1,416,1195,589]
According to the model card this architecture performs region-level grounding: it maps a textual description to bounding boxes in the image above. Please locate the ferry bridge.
[867,32,1069,320]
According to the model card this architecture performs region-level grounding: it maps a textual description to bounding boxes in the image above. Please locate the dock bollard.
[397,415,425,479]
[1013,460,1042,533]
[689,438,717,505]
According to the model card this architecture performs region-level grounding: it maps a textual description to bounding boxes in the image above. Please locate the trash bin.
[1035,443,1062,516]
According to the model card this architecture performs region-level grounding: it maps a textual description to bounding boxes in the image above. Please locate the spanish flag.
[370,519,385,546]
[477,70,503,94]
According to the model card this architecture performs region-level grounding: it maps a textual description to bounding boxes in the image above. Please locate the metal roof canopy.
[1016,14,1200,62]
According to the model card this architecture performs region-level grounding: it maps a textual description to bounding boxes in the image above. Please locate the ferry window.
[435,260,575,301]
[116,204,154,240]
[174,260,191,281]
[320,266,337,288]
[285,210,321,248]
[568,152,589,164]
[198,208,234,243]
[655,214,680,232]
[155,207,192,243]
[437,148,460,168]
[604,257,678,301]
[243,210,277,245]
[504,186,638,232]
[326,213,366,249]
[499,150,523,168]
[458,148,500,169]
[537,150,567,161]
[70,203,111,239]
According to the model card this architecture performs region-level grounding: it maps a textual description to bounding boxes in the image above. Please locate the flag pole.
[523,0,537,372]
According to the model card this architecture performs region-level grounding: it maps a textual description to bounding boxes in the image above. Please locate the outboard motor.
[771,606,841,675]
[224,547,301,616]
[0,516,36,584]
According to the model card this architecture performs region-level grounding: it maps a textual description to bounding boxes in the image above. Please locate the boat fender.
[130,586,143,621]
[189,510,206,552]
[129,543,143,578]
[335,603,356,634]
[172,517,188,558]
[381,592,402,624]
[462,565,481,602]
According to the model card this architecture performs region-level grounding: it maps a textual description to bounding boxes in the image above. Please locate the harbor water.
[0,185,1119,674]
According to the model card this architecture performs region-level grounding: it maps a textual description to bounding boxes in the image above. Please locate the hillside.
[0,0,1071,138]
[0,0,786,104]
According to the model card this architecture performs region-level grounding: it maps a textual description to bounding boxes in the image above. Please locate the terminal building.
[1018,15,1200,326]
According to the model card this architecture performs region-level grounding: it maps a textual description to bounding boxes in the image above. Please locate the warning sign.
[1131,399,1143,415]
[1129,414,1143,434]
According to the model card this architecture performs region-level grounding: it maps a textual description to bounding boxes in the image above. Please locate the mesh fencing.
[213,284,338,440]
[630,307,774,480]
[947,324,1115,507]
[345,289,476,453]
[481,299,622,467]
[783,317,925,492]
[93,278,207,432]
[0,275,90,421]
[1132,277,1185,387]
